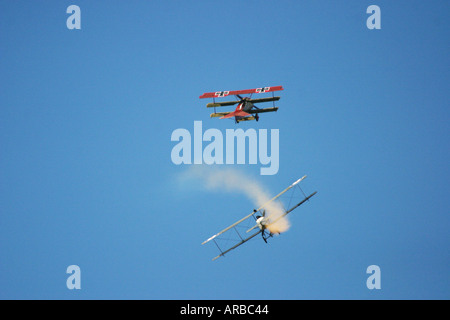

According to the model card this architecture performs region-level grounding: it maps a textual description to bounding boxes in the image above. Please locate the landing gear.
[261,230,268,243]
[261,229,274,243]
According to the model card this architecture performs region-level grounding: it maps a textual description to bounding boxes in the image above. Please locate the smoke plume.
[183,166,290,234]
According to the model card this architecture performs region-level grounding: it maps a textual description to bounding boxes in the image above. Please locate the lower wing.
[212,230,261,261]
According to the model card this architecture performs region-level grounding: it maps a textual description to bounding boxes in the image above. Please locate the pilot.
[255,215,268,243]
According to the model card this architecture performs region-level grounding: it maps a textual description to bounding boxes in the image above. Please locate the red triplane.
[199,86,283,123]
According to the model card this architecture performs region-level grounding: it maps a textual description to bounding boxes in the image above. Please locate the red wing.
[199,86,283,99]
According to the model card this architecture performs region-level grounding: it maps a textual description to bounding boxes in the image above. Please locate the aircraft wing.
[252,107,278,114]
[249,96,280,104]
[199,86,283,99]
[202,176,307,246]
[206,101,240,108]
[211,230,261,261]
[266,191,317,229]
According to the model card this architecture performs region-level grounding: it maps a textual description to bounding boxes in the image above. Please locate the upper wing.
[265,191,317,229]
[199,86,283,99]
[202,175,307,246]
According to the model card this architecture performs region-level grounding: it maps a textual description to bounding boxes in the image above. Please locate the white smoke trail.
[183,166,290,233]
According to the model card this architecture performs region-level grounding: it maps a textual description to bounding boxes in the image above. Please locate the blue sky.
[0,1,449,299]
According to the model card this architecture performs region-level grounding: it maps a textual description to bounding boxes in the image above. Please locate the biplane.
[202,176,317,261]
[199,86,283,123]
